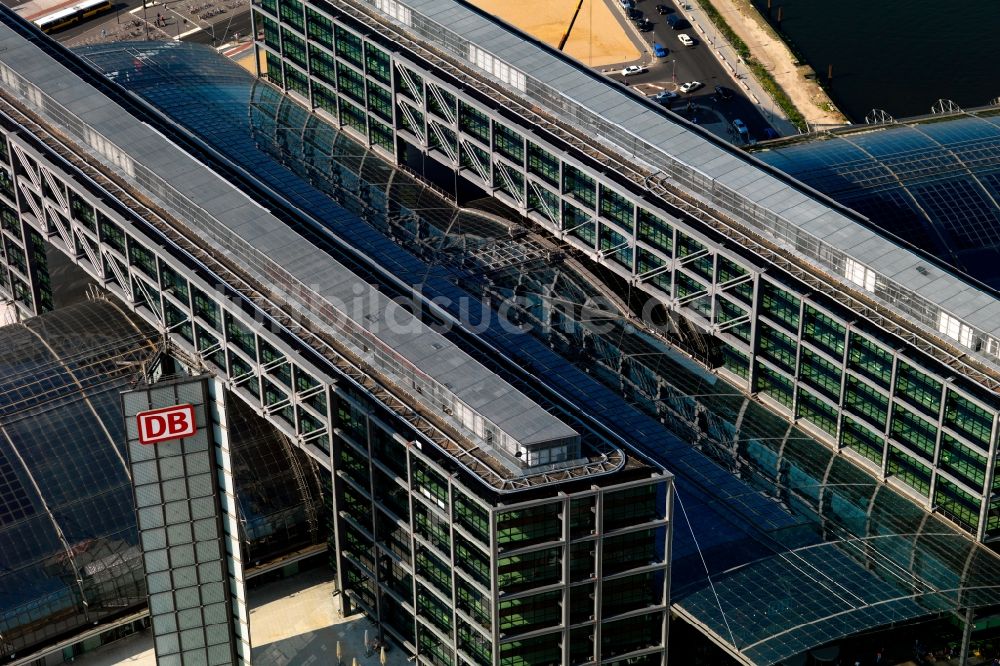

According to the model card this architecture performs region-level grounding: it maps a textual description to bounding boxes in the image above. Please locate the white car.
[621,65,647,77]
[678,34,695,46]
[654,90,679,104]
[678,81,702,93]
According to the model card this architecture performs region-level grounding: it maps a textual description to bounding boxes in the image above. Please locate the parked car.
[678,80,702,93]
[678,33,694,46]
[656,3,671,13]
[666,14,690,29]
[654,90,679,104]
[732,118,750,140]
[714,85,732,100]
[653,42,668,57]
[627,7,641,19]
[637,18,654,31]
[620,0,636,9]
[622,65,647,76]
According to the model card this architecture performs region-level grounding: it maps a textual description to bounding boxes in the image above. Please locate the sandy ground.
[237,47,261,74]
[468,0,640,67]
[703,0,847,127]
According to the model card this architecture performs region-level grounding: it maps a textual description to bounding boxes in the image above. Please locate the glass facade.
[250,0,1000,543]
[43,40,671,666]
[0,149,50,315]
[9,24,996,664]
[332,384,670,665]
[61,37,1000,662]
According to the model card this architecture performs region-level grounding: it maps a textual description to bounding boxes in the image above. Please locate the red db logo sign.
[136,404,197,445]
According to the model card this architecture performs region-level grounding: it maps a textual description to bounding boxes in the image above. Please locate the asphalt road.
[606,0,773,145]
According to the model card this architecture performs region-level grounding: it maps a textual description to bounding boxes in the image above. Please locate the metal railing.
[0,55,585,463]
[343,0,1000,385]
[0,21,638,491]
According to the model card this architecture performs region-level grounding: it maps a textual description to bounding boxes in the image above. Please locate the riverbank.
[699,0,848,129]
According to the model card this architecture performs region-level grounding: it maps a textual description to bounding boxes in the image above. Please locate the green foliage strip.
[697,0,808,132]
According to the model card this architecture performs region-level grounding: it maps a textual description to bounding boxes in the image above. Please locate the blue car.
[653,43,668,57]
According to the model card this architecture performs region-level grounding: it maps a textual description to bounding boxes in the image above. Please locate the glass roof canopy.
[72,42,1000,664]
[755,111,1000,291]
[0,295,325,658]
[0,300,154,657]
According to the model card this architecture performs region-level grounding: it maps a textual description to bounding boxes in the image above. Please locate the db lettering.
[137,404,197,445]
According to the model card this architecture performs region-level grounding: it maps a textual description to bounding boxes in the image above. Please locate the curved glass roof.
[72,42,1000,665]
[0,299,156,656]
[755,112,1000,290]
[0,298,323,658]
[227,397,324,564]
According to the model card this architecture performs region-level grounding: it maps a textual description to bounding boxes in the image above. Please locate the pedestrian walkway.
[220,39,253,59]
[251,572,409,666]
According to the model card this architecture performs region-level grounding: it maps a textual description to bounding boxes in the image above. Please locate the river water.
[748,0,1000,123]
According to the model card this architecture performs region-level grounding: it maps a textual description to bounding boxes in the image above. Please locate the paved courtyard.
[76,566,411,666]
